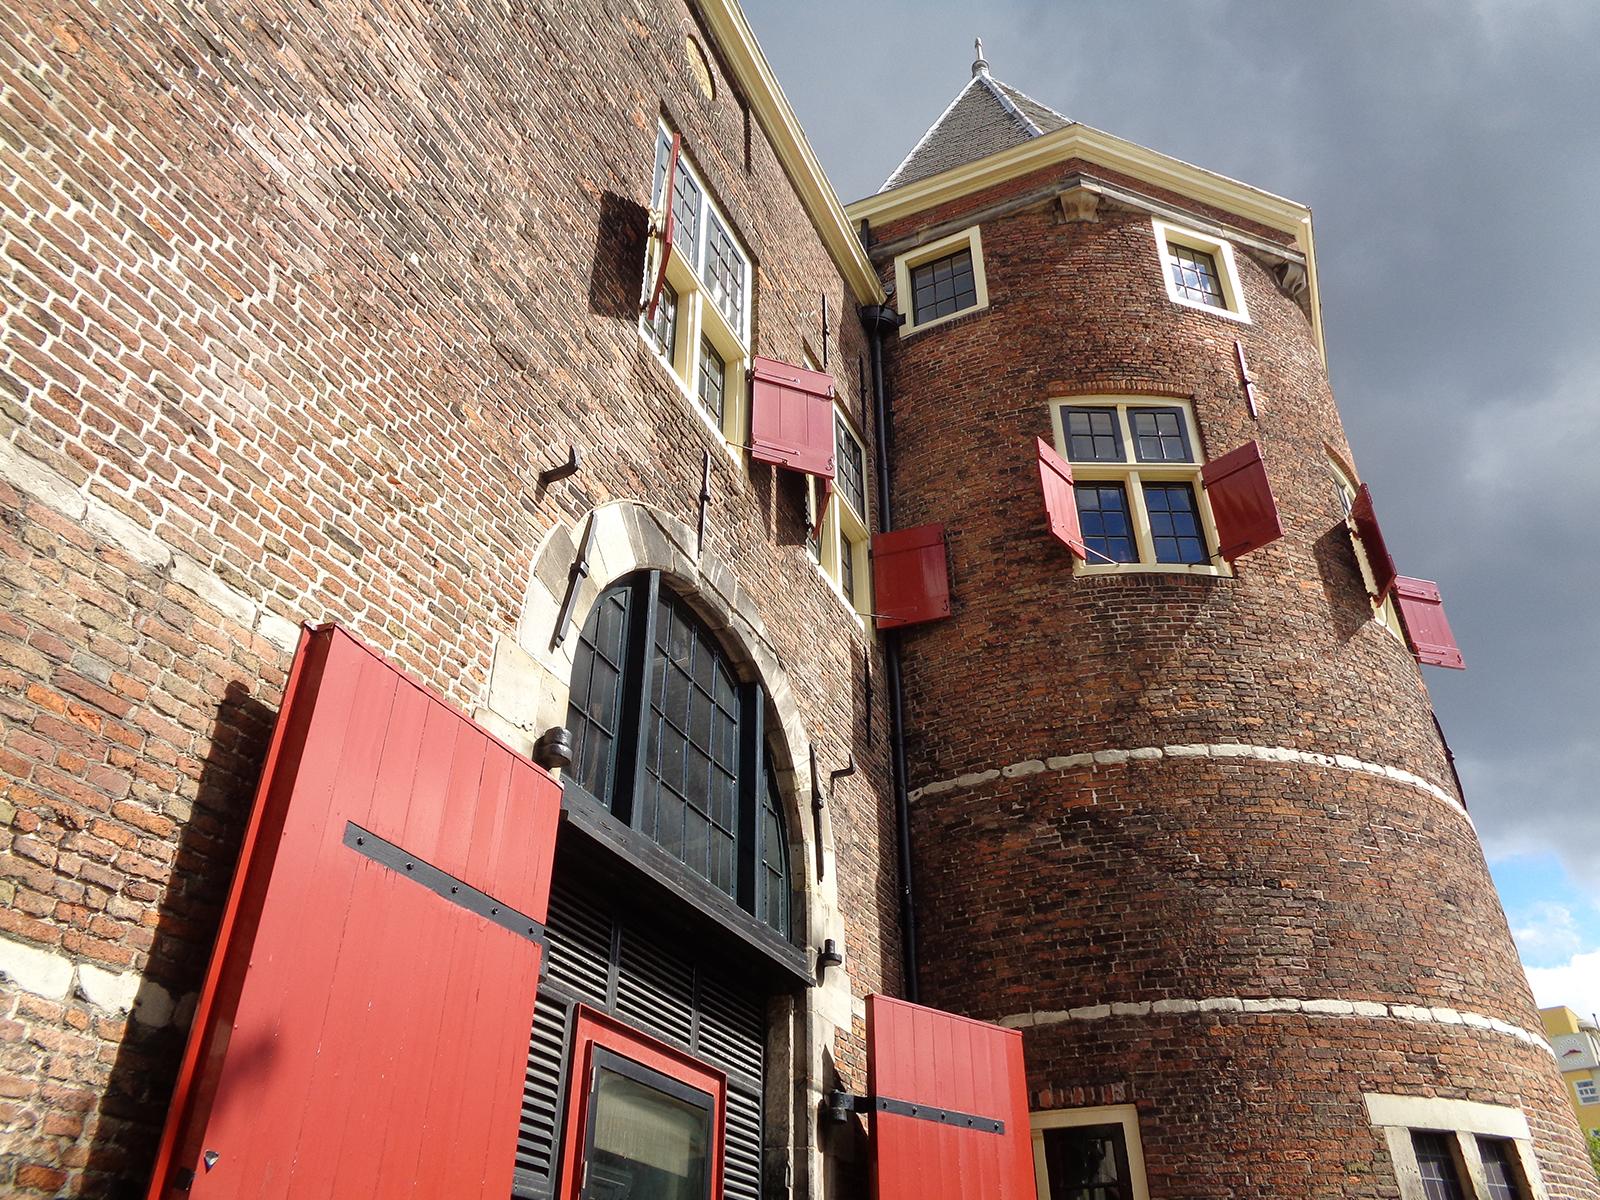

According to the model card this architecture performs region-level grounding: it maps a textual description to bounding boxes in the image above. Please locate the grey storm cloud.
[743,0,1600,896]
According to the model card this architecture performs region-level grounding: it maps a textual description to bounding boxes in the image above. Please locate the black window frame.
[565,571,795,943]
[1166,240,1227,308]
[910,247,979,324]
[1041,1121,1135,1200]
[1412,1131,1469,1200]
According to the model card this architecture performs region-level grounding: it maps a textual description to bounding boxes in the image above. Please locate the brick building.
[0,2,1590,1198]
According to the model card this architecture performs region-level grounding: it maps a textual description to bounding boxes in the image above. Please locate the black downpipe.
[861,301,918,1003]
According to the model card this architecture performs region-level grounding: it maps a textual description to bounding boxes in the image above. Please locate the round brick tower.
[849,61,1598,1200]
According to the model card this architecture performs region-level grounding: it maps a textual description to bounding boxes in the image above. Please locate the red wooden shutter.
[750,356,837,478]
[1350,483,1399,599]
[147,626,561,1200]
[1201,439,1284,560]
[867,995,1035,1200]
[1036,437,1087,559]
[872,524,951,629]
[1393,576,1465,669]
[646,132,680,321]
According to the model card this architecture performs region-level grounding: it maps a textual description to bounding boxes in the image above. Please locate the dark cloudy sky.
[743,0,1600,1014]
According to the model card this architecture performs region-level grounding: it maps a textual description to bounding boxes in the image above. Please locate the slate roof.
[879,68,1070,193]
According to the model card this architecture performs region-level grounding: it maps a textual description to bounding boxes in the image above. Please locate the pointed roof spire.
[877,46,1071,193]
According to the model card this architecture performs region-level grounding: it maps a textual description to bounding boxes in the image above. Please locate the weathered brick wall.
[877,170,1598,1195]
[0,0,897,1193]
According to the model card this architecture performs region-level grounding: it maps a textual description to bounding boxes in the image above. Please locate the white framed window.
[1326,455,1405,641]
[1576,1078,1598,1105]
[893,224,990,335]
[643,125,753,454]
[1365,1094,1548,1200]
[806,401,872,625]
[1031,1105,1149,1200]
[1048,397,1228,576]
[1152,218,1249,322]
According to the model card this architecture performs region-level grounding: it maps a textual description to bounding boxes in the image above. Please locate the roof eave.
[694,0,884,305]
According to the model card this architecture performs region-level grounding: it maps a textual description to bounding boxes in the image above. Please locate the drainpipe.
[860,300,919,1004]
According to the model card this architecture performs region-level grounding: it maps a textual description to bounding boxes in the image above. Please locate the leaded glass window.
[1064,408,1124,463]
[649,280,679,360]
[1129,407,1193,462]
[698,339,725,424]
[1167,241,1225,307]
[1142,483,1207,564]
[1477,1139,1523,1200]
[565,572,794,940]
[1075,484,1138,564]
[835,414,866,517]
[1412,1133,1467,1200]
[910,249,978,324]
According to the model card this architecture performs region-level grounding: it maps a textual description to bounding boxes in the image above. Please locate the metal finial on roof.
[972,38,989,77]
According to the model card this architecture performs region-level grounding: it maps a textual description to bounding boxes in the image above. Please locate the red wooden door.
[868,994,1036,1200]
[147,625,562,1200]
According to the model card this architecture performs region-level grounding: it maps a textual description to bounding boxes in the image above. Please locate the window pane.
[697,339,725,424]
[587,1061,711,1200]
[835,413,867,516]
[671,160,702,259]
[1042,1123,1132,1200]
[566,584,633,805]
[1412,1133,1467,1200]
[1477,1139,1522,1200]
[1168,241,1226,307]
[910,248,978,323]
[1064,408,1124,463]
[759,754,791,938]
[840,539,856,605]
[648,281,679,361]
[1074,483,1138,563]
[704,211,746,335]
[1128,407,1193,463]
[1142,483,1208,564]
[641,589,741,899]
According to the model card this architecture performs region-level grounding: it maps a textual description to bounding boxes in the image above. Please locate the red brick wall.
[0,1,898,1193]
[876,173,1598,1196]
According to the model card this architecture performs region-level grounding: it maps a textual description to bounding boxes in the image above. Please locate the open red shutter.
[1201,439,1283,560]
[1350,483,1399,599]
[147,626,561,1200]
[872,524,951,630]
[646,132,679,321]
[750,356,836,478]
[1393,576,1465,669]
[1036,437,1087,559]
[867,995,1035,1200]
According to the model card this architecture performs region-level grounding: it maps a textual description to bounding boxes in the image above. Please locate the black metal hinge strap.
[874,1095,1005,1134]
[342,822,547,946]
[550,512,597,651]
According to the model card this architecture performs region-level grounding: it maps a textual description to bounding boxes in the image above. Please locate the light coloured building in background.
[1541,1007,1600,1137]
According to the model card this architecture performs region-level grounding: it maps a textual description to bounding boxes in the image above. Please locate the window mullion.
[1127,469,1156,564]
[737,683,764,916]
[617,571,662,829]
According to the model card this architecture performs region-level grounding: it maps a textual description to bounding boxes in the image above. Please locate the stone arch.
[478,499,851,1197]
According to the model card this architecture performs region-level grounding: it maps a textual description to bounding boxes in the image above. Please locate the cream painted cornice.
[695,0,884,305]
[847,122,1326,363]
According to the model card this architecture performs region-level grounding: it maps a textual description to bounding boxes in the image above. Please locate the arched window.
[566,571,793,940]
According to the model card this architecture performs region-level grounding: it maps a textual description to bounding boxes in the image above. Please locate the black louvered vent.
[616,929,696,1046]
[513,879,771,1200]
[724,1086,764,1200]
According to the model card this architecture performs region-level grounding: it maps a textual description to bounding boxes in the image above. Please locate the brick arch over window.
[480,499,848,1196]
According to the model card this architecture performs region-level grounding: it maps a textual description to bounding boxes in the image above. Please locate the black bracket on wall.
[810,744,825,882]
[695,448,712,557]
[551,514,597,650]
[539,444,582,486]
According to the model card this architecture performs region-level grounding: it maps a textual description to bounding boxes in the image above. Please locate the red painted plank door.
[148,626,561,1200]
[1201,439,1283,561]
[1350,483,1399,600]
[749,356,837,478]
[1037,437,1088,560]
[871,524,952,630]
[867,994,1035,1200]
[1393,576,1466,669]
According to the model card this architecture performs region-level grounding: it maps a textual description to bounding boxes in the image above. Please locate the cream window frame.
[1326,455,1405,642]
[1030,1104,1150,1200]
[1365,1094,1547,1200]
[1049,397,1229,578]
[805,402,872,630]
[641,124,752,459]
[894,224,990,336]
[1152,218,1250,323]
